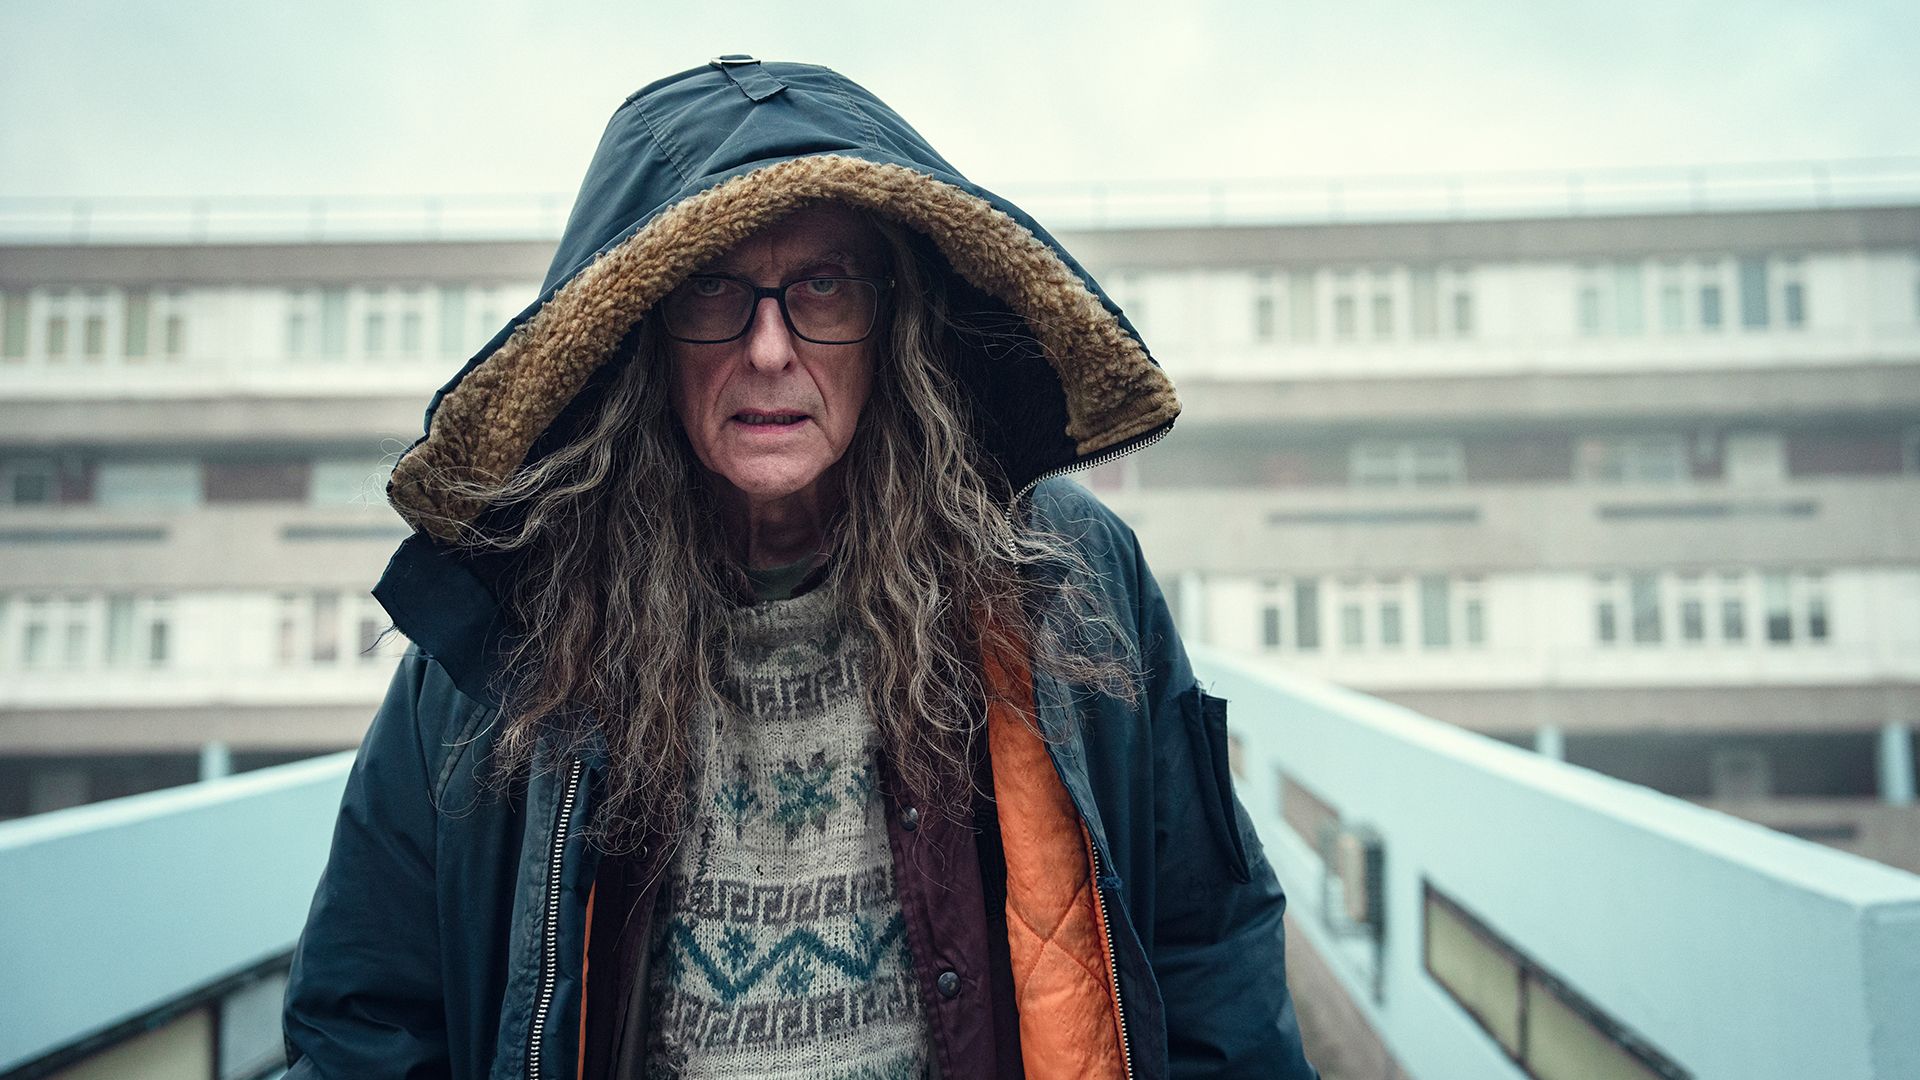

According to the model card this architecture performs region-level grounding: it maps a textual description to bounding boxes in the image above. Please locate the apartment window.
[1377,579,1404,648]
[287,311,308,357]
[46,311,68,359]
[1339,582,1365,648]
[1763,572,1793,644]
[1738,257,1770,329]
[1259,581,1284,650]
[310,457,391,506]
[1295,580,1322,651]
[1780,258,1806,329]
[1805,572,1829,643]
[1461,576,1487,648]
[1595,574,1619,644]
[82,301,106,360]
[1332,270,1358,341]
[1699,261,1724,330]
[21,597,51,668]
[362,288,387,357]
[123,289,151,358]
[1612,263,1644,335]
[356,594,389,657]
[1658,263,1685,333]
[312,592,340,662]
[1719,572,1747,643]
[1419,575,1451,648]
[61,596,88,666]
[1677,574,1706,643]
[1410,267,1439,338]
[1282,270,1316,342]
[94,460,202,508]
[3,458,57,505]
[105,595,134,665]
[163,308,186,357]
[1351,440,1464,488]
[365,310,387,356]
[1577,276,1603,336]
[147,598,171,664]
[1369,270,1394,339]
[1578,435,1687,484]
[1628,574,1662,644]
[320,288,349,358]
[1449,272,1474,337]
[439,285,469,355]
[1,290,26,359]
[399,302,424,355]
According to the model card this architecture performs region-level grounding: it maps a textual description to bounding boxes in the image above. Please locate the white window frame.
[1350,439,1465,488]
[1576,434,1688,485]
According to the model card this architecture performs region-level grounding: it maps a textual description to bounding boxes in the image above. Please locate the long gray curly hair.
[417,206,1136,849]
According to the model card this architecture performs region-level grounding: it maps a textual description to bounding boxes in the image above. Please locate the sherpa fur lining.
[388,155,1179,540]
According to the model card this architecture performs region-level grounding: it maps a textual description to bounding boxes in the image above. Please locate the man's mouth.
[733,410,808,427]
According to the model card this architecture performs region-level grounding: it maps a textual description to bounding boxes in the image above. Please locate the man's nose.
[742,295,797,372]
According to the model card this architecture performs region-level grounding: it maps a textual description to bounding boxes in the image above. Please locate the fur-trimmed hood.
[373,56,1178,702]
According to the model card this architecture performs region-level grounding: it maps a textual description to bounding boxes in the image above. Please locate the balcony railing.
[3,653,1917,1077]
[1199,644,1920,1079]
[4,158,1918,243]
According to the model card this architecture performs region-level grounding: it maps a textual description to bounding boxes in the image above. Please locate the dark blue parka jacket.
[283,57,1317,1080]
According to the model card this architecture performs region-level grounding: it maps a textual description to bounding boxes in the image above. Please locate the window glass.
[1805,573,1829,642]
[311,592,340,663]
[1738,257,1770,328]
[1378,581,1404,648]
[1370,271,1394,339]
[1763,572,1792,643]
[83,313,106,359]
[1287,271,1316,341]
[1699,269,1723,330]
[320,289,348,357]
[124,290,151,358]
[1,291,26,358]
[1612,263,1643,334]
[1420,575,1451,648]
[1629,574,1662,644]
[1410,267,1439,338]
[1463,597,1485,646]
[1294,580,1321,651]
[46,314,68,359]
[94,460,202,508]
[309,457,390,506]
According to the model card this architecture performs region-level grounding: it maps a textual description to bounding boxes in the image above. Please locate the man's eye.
[802,278,844,296]
[689,278,731,297]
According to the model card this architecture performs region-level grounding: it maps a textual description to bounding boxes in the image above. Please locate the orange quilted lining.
[983,634,1129,1079]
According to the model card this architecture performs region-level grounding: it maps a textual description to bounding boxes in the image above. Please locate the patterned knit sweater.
[640,586,934,1079]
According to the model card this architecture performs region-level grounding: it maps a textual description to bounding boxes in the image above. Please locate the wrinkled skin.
[667,204,886,566]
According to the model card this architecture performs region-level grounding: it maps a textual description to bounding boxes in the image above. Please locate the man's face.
[666,204,883,510]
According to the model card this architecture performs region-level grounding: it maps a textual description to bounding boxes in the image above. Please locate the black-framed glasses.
[658,273,894,345]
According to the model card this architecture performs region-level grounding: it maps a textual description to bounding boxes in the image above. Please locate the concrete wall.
[1197,644,1920,1079]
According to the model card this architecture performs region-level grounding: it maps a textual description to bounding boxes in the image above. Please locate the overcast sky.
[4,0,1918,202]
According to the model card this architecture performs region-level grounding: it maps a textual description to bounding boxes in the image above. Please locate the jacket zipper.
[1002,423,1172,535]
[1087,836,1135,1080]
[528,757,586,1080]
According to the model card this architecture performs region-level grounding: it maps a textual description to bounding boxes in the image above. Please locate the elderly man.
[284,57,1318,1080]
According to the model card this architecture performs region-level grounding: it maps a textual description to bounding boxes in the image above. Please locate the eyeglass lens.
[662,277,880,344]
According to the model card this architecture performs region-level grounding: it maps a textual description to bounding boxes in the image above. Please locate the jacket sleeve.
[1125,524,1320,1080]
[283,649,452,1080]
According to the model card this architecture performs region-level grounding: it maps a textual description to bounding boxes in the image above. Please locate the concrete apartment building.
[3,187,1918,874]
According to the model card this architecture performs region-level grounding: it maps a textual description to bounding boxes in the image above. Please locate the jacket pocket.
[1192,687,1253,884]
